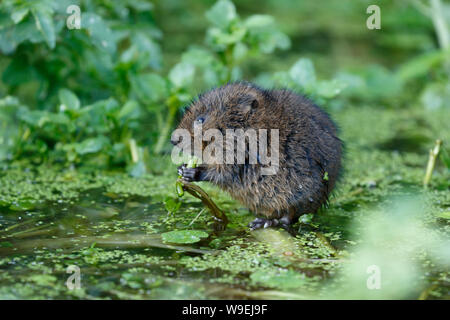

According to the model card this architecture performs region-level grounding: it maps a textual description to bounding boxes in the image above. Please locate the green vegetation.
[0,0,449,299]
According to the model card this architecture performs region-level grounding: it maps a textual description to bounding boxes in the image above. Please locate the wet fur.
[175,81,342,221]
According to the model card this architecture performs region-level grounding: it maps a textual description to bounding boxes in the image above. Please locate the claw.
[178,164,200,182]
[249,217,280,230]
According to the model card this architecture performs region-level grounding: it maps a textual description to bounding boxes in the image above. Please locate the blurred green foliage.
[0,0,449,173]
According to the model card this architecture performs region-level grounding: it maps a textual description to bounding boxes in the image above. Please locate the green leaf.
[316,79,347,98]
[244,15,274,29]
[436,211,450,220]
[130,73,168,103]
[74,136,109,155]
[58,88,80,111]
[11,8,29,24]
[32,8,55,49]
[118,100,140,122]
[206,27,246,48]
[128,161,147,177]
[19,110,70,127]
[0,27,17,54]
[299,213,314,224]
[9,199,37,211]
[82,13,116,54]
[420,83,450,110]
[169,62,195,88]
[164,196,181,213]
[161,230,209,244]
[396,49,450,83]
[289,58,316,89]
[2,58,37,86]
[205,0,237,29]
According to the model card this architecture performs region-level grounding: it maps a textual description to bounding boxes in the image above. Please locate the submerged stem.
[179,179,229,229]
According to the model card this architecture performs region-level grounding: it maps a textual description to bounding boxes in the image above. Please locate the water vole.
[172,81,342,230]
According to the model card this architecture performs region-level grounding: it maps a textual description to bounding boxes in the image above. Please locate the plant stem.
[128,138,139,163]
[180,179,229,229]
[423,139,442,187]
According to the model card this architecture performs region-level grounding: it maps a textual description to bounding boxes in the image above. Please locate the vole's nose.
[170,138,178,146]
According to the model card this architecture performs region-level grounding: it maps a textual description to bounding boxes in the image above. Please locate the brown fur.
[174,81,342,223]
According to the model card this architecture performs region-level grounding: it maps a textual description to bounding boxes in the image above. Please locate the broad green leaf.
[0,28,17,54]
[289,58,316,89]
[32,8,55,49]
[182,47,216,67]
[11,8,29,24]
[58,88,80,111]
[244,15,274,29]
[118,100,140,122]
[169,62,195,88]
[130,73,168,103]
[74,136,109,155]
[161,230,209,244]
[256,29,290,54]
[316,79,347,98]
[82,13,116,54]
[206,27,246,47]
[205,0,237,29]
[19,110,70,127]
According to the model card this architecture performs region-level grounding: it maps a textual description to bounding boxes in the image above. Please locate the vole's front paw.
[178,164,202,182]
[248,217,279,230]
[248,215,293,231]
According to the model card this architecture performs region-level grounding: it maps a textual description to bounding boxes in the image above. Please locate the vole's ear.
[240,98,258,114]
[251,98,258,109]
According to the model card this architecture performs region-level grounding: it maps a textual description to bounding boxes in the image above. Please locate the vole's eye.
[195,116,205,124]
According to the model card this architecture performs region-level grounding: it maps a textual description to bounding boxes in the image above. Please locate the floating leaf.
[9,199,37,211]
[161,230,209,244]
